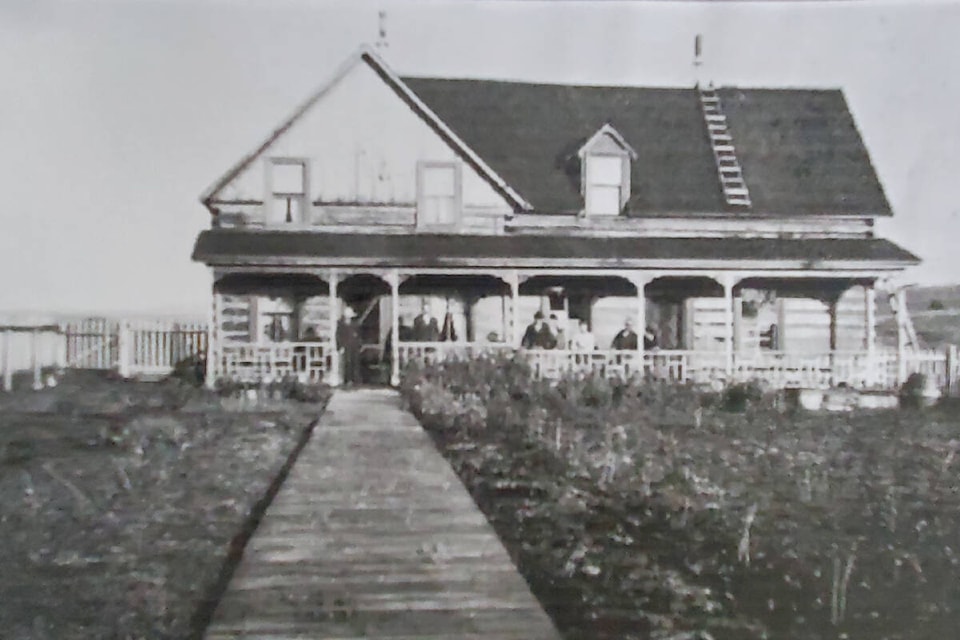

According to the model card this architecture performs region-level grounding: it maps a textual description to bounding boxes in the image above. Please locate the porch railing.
[394,342,956,392]
[217,342,330,384]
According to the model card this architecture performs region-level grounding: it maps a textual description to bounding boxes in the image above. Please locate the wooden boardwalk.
[205,388,561,640]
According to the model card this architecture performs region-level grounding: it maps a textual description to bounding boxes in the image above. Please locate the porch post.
[389,269,401,387]
[509,270,521,346]
[204,288,221,389]
[628,274,650,374]
[828,296,839,388]
[722,273,735,379]
[864,283,876,387]
[896,287,907,386]
[328,269,341,386]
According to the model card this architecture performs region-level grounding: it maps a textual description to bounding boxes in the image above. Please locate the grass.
[0,370,330,639]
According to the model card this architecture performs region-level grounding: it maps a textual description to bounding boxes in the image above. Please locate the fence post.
[117,320,131,378]
[2,329,11,392]
[31,328,43,390]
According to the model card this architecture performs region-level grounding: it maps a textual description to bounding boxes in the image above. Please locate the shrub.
[721,380,764,412]
[929,299,945,311]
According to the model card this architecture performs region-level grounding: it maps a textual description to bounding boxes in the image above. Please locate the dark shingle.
[401,77,892,217]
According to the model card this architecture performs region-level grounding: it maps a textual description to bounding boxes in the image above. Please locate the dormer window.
[267,158,309,224]
[578,124,637,216]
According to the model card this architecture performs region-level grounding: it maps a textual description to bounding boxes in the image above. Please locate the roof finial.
[376,10,389,50]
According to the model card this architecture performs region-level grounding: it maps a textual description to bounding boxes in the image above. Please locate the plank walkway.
[205,388,561,639]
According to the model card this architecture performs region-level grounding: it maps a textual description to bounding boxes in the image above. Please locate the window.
[578,124,637,217]
[585,155,624,216]
[268,158,309,224]
[417,162,460,227]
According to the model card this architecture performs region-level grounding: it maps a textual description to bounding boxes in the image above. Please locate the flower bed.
[402,355,960,640]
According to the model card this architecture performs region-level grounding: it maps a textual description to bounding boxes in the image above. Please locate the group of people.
[521,311,658,351]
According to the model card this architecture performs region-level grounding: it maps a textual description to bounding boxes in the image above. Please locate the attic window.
[417,161,461,227]
[268,158,309,224]
[578,124,637,216]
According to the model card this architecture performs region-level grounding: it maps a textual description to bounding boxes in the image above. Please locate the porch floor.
[204,388,561,640]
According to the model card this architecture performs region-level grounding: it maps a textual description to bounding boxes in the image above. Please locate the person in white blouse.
[571,319,596,351]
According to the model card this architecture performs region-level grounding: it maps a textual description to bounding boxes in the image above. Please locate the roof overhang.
[193,230,919,274]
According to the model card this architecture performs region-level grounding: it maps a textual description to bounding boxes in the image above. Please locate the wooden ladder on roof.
[698,86,752,208]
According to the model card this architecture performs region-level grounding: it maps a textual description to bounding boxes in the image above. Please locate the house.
[192,45,924,389]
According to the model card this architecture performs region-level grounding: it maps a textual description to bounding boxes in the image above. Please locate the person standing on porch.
[440,311,458,342]
[612,318,638,350]
[521,311,556,349]
[337,307,362,385]
[572,320,596,351]
[413,302,440,342]
[643,325,659,350]
[549,314,566,350]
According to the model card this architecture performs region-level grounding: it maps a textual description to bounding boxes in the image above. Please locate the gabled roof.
[579,124,638,160]
[201,46,530,212]
[401,77,893,217]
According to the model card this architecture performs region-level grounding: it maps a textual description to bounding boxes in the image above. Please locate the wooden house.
[192,45,923,389]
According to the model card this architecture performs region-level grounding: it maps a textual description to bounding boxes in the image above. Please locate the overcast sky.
[2,0,958,316]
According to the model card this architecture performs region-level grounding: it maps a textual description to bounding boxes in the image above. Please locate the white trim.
[578,123,638,160]
[416,160,463,229]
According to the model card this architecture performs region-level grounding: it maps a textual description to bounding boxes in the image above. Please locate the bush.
[929,299,945,311]
[720,380,764,412]
[169,353,206,387]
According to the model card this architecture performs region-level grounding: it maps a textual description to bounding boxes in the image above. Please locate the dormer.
[578,124,637,216]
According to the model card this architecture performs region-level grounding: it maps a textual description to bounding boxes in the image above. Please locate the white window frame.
[416,161,462,229]
[578,124,636,217]
[265,157,311,225]
[584,154,626,216]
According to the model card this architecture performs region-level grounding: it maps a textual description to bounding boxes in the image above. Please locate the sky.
[2,0,959,317]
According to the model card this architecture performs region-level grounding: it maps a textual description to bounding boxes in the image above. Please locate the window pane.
[422,196,456,225]
[422,166,456,196]
[272,162,305,194]
[587,155,622,187]
[588,185,621,215]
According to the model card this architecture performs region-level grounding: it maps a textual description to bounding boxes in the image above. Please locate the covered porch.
[194,230,928,391]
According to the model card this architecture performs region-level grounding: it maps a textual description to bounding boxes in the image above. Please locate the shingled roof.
[401,77,893,218]
[194,230,918,268]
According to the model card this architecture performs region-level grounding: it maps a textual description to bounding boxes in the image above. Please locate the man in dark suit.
[337,307,362,385]
[611,318,639,350]
[521,311,556,349]
[413,303,440,342]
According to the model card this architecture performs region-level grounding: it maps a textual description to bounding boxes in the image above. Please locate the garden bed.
[403,356,960,640]
[0,370,330,639]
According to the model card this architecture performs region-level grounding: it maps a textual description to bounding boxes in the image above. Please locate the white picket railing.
[394,342,960,393]
[216,342,331,384]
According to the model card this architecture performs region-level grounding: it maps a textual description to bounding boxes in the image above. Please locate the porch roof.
[193,230,919,270]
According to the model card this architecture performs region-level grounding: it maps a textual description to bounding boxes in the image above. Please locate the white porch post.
[896,287,907,386]
[722,273,736,379]
[628,274,650,374]
[204,288,221,389]
[328,269,341,386]
[509,270,521,346]
[389,269,401,387]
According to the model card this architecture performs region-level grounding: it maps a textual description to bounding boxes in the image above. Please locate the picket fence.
[1,317,207,390]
